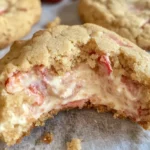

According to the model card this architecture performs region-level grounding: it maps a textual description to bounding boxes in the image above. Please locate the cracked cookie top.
[79,0,150,50]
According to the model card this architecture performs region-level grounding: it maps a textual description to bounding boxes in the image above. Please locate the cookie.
[0,0,41,49]
[1,23,150,145]
[79,0,150,50]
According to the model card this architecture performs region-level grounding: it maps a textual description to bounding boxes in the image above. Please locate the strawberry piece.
[34,65,48,77]
[34,65,47,76]
[5,71,22,93]
[98,55,112,75]
[121,76,141,97]
[34,65,50,79]
[33,65,53,84]
[28,84,45,106]
[5,71,21,85]
[109,34,132,48]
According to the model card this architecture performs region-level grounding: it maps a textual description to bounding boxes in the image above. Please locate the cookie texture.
[0,0,41,49]
[79,0,150,50]
[1,23,150,146]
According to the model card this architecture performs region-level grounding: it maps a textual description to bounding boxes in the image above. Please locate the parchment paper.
[0,0,150,149]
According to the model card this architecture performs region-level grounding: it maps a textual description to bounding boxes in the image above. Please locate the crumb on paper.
[41,132,53,144]
[67,139,82,150]
[45,17,61,29]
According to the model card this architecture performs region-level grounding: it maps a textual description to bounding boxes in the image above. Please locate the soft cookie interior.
[1,50,150,145]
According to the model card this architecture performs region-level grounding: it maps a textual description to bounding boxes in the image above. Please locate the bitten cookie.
[1,24,150,146]
[79,0,150,50]
[0,0,41,49]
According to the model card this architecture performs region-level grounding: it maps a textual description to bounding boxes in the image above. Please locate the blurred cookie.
[79,0,150,50]
[0,0,41,49]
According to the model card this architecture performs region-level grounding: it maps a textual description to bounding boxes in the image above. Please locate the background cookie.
[0,0,41,49]
[79,0,150,50]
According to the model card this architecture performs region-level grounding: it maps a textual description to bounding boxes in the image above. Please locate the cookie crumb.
[41,132,53,144]
[67,139,82,150]
[45,17,61,29]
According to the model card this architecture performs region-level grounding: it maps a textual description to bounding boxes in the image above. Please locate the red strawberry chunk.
[33,65,51,83]
[34,65,47,77]
[121,76,142,99]
[5,71,23,93]
[28,84,45,106]
[98,55,112,75]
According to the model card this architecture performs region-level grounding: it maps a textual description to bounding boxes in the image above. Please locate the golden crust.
[0,24,150,145]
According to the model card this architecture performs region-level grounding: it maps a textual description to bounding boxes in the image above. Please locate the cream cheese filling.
[1,61,143,132]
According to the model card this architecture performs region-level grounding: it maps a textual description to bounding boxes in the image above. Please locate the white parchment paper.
[0,0,150,149]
